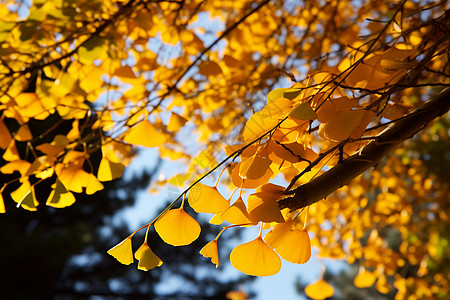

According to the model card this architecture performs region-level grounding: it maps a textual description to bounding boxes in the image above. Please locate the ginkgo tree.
[1,0,449,299]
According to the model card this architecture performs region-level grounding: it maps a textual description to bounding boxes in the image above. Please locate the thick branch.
[278,88,450,211]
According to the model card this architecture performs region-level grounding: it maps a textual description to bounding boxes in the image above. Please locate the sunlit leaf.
[188,183,229,214]
[221,197,253,225]
[288,102,317,121]
[134,242,163,271]
[97,157,125,182]
[167,112,188,131]
[230,237,281,276]
[154,208,201,246]
[321,110,366,141]
[200,239,219,267]
[264,220,311,264]
[354,269,376,288]
[124,119,166,148]
[46,180,76,208]
[107,237,134,265]
[78,36,107,64]
[11,181,38,211]
[247,183,285,223]
[239,155,272,180]
[305,279,334,299]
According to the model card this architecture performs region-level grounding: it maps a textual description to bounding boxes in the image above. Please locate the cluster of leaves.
[1,0,449,299]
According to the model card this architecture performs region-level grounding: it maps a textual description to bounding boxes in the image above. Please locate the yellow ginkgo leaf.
[134,242,163,271]
[288,102,317,121]
[247,184,285,223]
[15,124,33,141]
[230,237,281,276]
[167,112,188,131]
[354,269,376,288]
[220,197,253,225]
[188,183,229,214]
[3,139,20,161]
[305,279,335,300]
[0,160,31,175]
[46,180,76,208]
[239,155,272,180]
[154,208,201,246]
[97,157,125,181]
[124,119,166,148]
[200,239,219,267]
[375,273,392,294]
[321,110,366,141]
[10,181,39,211]
[107,237,134,265]
[85,173,104,195]
[231,161,273,189]
[264,220,311,264]
[209,213,224,225]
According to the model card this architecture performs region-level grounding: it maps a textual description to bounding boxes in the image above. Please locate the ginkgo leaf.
[231,161,273,189]
[375,273,391,294]
[200,239,219,267]
[107,237,134,265]
[0,160,31,175]
[124,119,166,148]
[98,157,125,181]
[134,242,163,271]
[10,181,38,211]
[167,112,188,131]
[220,197,253,225]
[3,139,20,161]
[154,208,201,246]
[305,279,334,299]
[288,102,317,121]
[247,184,285,223]
[239,155,272,180]
[14,124,32,141]
[354,269,376,288]
[188,183,229,214]
[209,213,224,225]
[230,237,281,276]
[78,36,107,64]
[243,110,279,142]
[46,180,76,208]
[264,220,311,264]
[321,110,366,141]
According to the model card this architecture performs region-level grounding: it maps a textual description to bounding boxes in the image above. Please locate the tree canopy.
[0,0,449,299]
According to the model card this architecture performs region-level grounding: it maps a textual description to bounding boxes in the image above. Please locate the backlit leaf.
[288,102,317,121]
[354,269,376,288]
[134,242,163,271]
[154,208,201,246]
[167,112,188,132]
[305,279,334,299]
[200,239,219,267]
[46,180,76,208]
[107,237,134,265]
[98,157,125,182]
[124,119,166,148]
[230,237,281,276]
[188,183,229,214]
[264,220,311,264]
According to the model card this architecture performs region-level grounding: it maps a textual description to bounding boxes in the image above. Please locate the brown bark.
[278,88,450,211]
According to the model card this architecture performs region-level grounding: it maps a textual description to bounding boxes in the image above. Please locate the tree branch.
[278,87,450,211]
